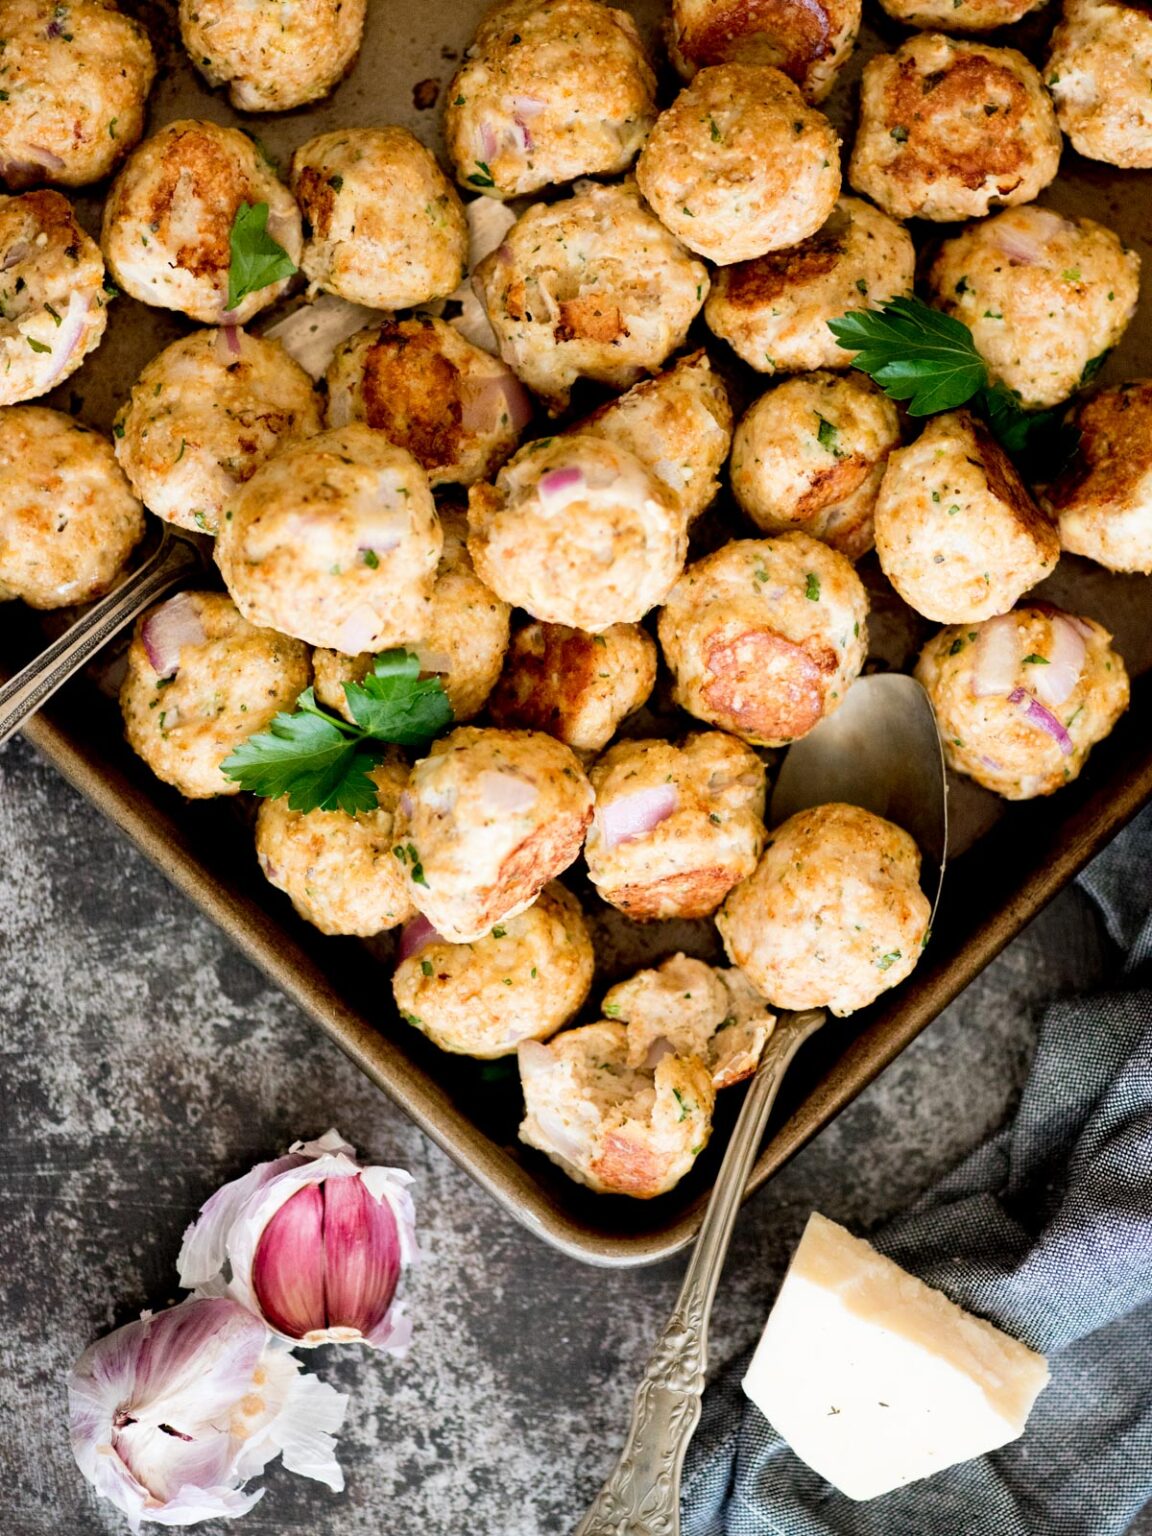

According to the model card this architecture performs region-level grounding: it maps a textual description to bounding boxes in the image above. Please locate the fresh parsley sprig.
[221,650,453,815]
[227,201,297,312]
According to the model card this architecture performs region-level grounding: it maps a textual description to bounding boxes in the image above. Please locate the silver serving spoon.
[573,672,948,1536]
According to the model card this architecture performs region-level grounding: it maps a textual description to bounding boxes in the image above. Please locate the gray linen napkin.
[681,805,1152,1536]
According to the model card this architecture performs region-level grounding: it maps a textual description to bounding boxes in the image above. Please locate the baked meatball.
[214,424,442,655]
[926,206,1140,411]
[658,534,869,747]
[730,372,901,561]
[291,128,467,313]
[636,65,840,266]
[717,802,931,1015]
[102,120,302,325]
[667,0,859,103]
[120,591,311,800]
[0,0,156,188]
[392,726,594,943]
[1044,381,1152,573]
[473,179,708,412]
[874,410,1060,624]
[312,509,510,724]
[113,329,321,537]
[1047,0,1152,169]
[518,1022,714,1197]
[704,197,915,376]
[254,759,414,936]
[0,189,108,404]
[577,351,732,524]
[877,0,1043,31]
[487,621,657,755]
[584,733,767,920]
[467,434,687,632]
[915,606,1129,800]
[392,883,594,1058]
[325,314,530,488]
[444,0,657,200]
[849,35,1061,223]
[602,953,775,1089]
[180,0,366,113]
[0,407,143,608]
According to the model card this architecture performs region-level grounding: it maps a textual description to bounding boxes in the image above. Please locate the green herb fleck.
[805,572,821,601]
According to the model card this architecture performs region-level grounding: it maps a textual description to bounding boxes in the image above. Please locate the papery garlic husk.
[68,1296,347,1532]
[177,1129,417,1352]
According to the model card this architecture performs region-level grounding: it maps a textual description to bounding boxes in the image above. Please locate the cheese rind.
[742,1212,1050,1501]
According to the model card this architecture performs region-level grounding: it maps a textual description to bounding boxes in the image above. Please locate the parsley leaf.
[226,201,297,312]
[827,298,986,416]
[343,649,454,746]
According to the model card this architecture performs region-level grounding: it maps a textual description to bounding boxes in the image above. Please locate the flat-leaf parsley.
[226,201,297,312]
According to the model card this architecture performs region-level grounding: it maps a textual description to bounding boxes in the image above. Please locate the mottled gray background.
[2,736,1147,1535]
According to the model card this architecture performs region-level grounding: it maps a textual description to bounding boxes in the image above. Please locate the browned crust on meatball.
[487,625,601,738]
[717,226,846,310]
[293,165,337,240]
[356,318,464,473]
[679,0,836,80]
[1046,382,1152,513]
[145,128,254,278]
[556,297,628,345]
[965,411,1057,543]
[485,805,594,928]
[701,625,836,739]
[590,1131,666,1198]
[794,454,872,518]
[4,188,84,250]
[605,866,745,921]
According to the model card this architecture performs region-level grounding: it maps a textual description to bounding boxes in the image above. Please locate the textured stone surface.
[0,733,1143,1534]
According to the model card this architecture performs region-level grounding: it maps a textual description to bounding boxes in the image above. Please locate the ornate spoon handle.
[572,1008,826,1536]
[0,530,201,747]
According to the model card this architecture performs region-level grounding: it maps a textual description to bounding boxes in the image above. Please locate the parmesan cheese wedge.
[742,1212,1050,1501]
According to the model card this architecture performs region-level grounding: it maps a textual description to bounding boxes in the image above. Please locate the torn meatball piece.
[718,802,931,1016]
[1047,0,1152,169]
[0,0,156,188]
[915,607,1129,800]
[254,759,414,936]
[443,0,657,200]
[0,189,108,405]
[312,508,510,725]
[518,1022,714,1197]
[635,64,841,265]
[585,733,767,921]
[577,350,732,524]
[925,206,1139,411]
[392,726,594,943]
[472,179,708,412]
[120,591,311,800]
[1044,381,1152,573]
[874,410,1060,624]
[0,406,143,608]
[704,197,915,377]
[214,424,442,655]
[114,329,322,536]
[877,0,1043,31]
[487,621,657,756]
[467,434,687,632]
[325,314,531,488]
[392,883,594,1058]
[658,533,869,748]
[730,372,901,561]
[180,0,366,112]
[667,0,860,104]
[849,35,1061,223]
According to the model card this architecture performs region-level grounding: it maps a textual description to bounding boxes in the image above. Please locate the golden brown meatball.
[658,534,869,748]
[914,606,1129,799]
[874,410,1060,624]
[324,314,531,488]
[635,64,840,265]
[487,621,657,756]
[1047,0,1152,169]
[443,0,657,200]
[704,197,915,376]
[472,179,708,412]
[1044,381,1152,573]
[0,0,155,188]
[254,759,414,936]
[925,206,1139,411]
[180,0,366,112]
[667,0,860,104]
[877,0,1043,30]
[120,591,311,800]
[291,128,467,312]
[392,726,594,943]
[0,407,143,609]
[717,802,931,1015]
[730,372,901,561]
[392,883,594,1058]
[585,733,767,920]
[849,34,1061,223]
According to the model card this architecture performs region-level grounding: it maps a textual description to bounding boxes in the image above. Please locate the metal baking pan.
[3,0,1150,1265]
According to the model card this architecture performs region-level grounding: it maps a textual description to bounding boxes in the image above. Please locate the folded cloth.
[682,805,1152,1536]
